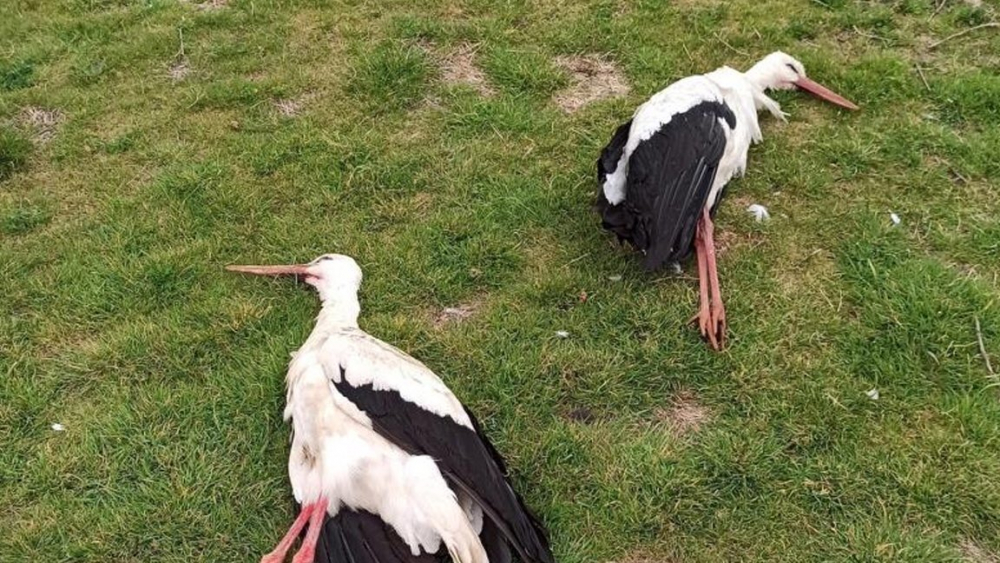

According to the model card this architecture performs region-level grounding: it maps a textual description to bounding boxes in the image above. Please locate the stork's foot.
[290,498,327,563]
[692,209,727,351]
[708,299,726,351]
[690,303,724,350]
[260,498,326,563]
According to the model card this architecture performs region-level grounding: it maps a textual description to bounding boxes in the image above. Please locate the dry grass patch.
[272,96,305,118]
[654,389,709,436]
[440,44,494,97]
[433,301,480,328]
[960,539,1000,563]
[168,60,191,82]
[606,550,682,563]
[424,43,495,98]
[715,229,763,256]
[553,54,629,112]
[19,106,63,143]
[194,0,228,10]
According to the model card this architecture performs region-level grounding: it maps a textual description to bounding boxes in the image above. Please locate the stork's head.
[226,253,363,303]
[745,51,858,111]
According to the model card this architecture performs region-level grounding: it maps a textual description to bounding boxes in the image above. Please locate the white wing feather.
[316,328,474,429]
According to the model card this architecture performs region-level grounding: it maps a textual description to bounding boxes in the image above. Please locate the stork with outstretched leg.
[227,254,554,563]
[597,51,858,350]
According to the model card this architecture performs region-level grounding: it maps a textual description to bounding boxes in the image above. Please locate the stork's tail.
[315,509,446,563]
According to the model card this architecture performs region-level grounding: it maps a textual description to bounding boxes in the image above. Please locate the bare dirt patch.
[654,390,709,436]
[433,301,479,328]
[19,106,63,143]
[563,405,597,424]
[273,98,303,118]
[168,60,191,82]
[272,93,316,118]
[415,41,493,98]
[553,54,630,113]
[438,43,495,97]
[194,0,228,10]
[960,539,1000,563]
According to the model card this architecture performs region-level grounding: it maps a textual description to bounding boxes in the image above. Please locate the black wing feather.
[480,517,513,563]
[597,101,735,270]
[596,119,639,245]
[332,369,554,563]
[597,119,633,185]
[315,509,446,563]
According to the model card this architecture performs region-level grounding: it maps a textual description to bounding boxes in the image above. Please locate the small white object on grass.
[747,204,770,222]
[51,423,65,432]
[889,212,901,226]
[555,330,570,339]
[607,274,623,282]
[866,388,880,401]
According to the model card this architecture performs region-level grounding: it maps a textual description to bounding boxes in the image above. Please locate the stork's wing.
[322,331,554,563]
[315,508,446,563]
[626,100,735,268]
[322,330,473,427]
[597,119,632,186]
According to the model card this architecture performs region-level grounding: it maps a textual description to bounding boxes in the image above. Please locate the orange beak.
[794,76,859,111]
[225,264,312,277]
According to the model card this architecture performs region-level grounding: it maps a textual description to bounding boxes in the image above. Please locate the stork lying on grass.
[227,254,554,563]
[596,51,858,349]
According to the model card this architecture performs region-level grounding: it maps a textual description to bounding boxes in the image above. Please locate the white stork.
[226,254,554,563]
[596,51,858,350]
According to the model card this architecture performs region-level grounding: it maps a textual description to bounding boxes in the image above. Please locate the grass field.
[3,0,1000,561]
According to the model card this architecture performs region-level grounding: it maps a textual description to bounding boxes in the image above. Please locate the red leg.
[691,217,716,349]
[261,503,315,563]
[291,498,328,563]
[699,209,726,349]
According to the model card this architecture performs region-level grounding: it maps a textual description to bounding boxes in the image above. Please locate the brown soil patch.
[563,406,597,424]
[19,106,63,143]
[438,43,494,97]
[433,301,479,328]
[960,539,1000,563]
[553,54,629,113]
[654,389,709,436]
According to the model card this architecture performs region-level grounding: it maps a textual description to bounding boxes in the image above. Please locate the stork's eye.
[785,63,799,74]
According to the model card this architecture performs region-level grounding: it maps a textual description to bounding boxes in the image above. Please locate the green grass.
[0,127,32,181]
[2,0,1000,561]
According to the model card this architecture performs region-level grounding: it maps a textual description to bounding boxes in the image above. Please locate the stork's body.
[228,255,554,563]
[596,52,857,349]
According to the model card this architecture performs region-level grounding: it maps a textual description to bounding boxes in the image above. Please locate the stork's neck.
[738,65,786,122]
[743,61,772,92]
[314,287,361,329]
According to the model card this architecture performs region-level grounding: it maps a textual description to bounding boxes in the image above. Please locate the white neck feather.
[315,288,361,329]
